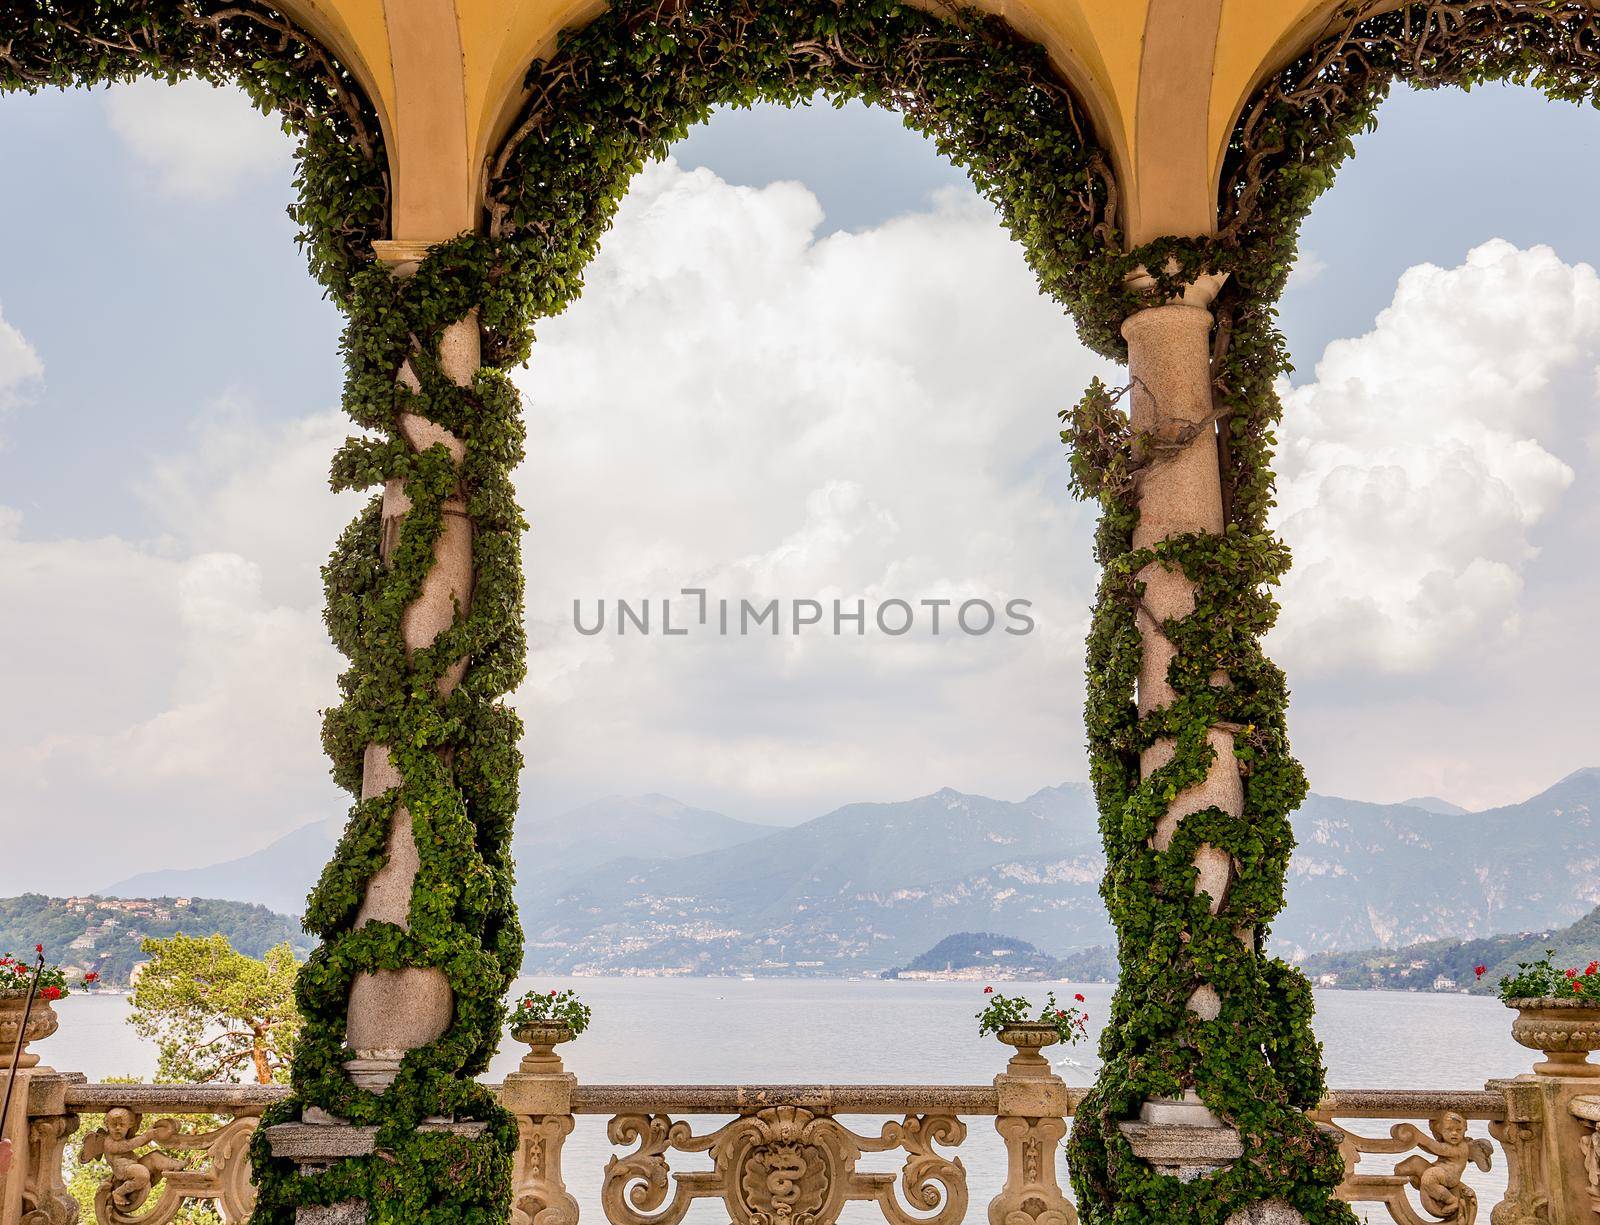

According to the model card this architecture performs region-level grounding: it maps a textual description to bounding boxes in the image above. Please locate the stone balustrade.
[4,1034,1599,1224]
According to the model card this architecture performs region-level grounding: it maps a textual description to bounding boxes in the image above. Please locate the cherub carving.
[79,1107,191,1214]
[1392,1111,1493,1225]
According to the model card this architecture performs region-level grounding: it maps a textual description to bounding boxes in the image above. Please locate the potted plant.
[507,987,591,1074]
[976,985,1090,1071]
[1,947,70,1069]
[1489,952,1600,1078]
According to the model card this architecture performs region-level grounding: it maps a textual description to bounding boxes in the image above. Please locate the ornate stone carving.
[1487,1078,1552,1225]
[511,1113,580,1225]
[601,1106,966,1225]
[0,995,60,1070]
[78,1107,260,1224]
[21,1112,80,1225]
[1331,1112,1494,1225]
[990,1115,1076,1225]
[1507,1000,1600,1079]
[1571,1095,1600,1219]
[1580,1125,1598,1211]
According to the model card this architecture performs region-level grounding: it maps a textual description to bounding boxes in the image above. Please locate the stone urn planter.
[0,989,60,1069]
[995,1021,1061,1073]
[1507,997,1600,1078]
[512,1021,575,1075]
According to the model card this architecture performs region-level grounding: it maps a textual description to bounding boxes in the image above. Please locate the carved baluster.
[512,1114,579,1225]
[990,1048,1077,1225]
[1488,1079,1552,1225]
[502,1026,579,1225]
[208,1111,262,1223]
[22,1111,81,1225]
[602,1113,707,1225]
[1567,1094,1599,1220]
[859,1113,968,1225]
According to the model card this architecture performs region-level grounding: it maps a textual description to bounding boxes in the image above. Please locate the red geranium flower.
[1586,961,1598,976]
[983,986,993,994]
[1474,965,1486,976]
[34,944,43,955]
[84,971,99,983]
[1074,993,1085,1002]
[40,986,61,1001]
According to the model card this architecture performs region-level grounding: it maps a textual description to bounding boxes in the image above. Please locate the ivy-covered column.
[1121,277,1243,1069]
[341,252,478,1091]
[1065,268,1350,1225]
[254,241,528,1224]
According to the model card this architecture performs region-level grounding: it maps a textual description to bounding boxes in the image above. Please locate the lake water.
[41,979,1527,1222]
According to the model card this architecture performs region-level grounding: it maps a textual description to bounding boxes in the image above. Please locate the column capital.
[371,238,436,267]
[1123,263,1228,311]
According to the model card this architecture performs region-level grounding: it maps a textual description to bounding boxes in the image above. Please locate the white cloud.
[0,404,357,894]
[0,159,1108,887]
[1286,250,1328,290]
[512,160,1108,820]
[103,78,293,200]
[1271,240,1594,674]
[0,300,44,417]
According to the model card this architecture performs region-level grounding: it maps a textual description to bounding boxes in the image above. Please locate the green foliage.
[0,894,312,987]
[508,987,592,1034]
[976,987,1090,1044]
[1499,949,1600,1004]
[128,934,301,1085]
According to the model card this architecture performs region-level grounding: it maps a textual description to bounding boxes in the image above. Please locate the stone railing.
[5,1033,1600,1223]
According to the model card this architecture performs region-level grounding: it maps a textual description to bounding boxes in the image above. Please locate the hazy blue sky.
[2,79,1597,892]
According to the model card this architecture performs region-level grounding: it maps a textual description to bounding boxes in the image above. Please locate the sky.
[0,79,1597,893]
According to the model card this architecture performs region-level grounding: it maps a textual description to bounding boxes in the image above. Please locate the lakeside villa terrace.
[3,1,1600,1222]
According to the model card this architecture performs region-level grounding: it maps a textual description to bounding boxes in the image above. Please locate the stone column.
[1112,276,1308,1225]
[340,245,479,1093]
[1123,274,1241,1125]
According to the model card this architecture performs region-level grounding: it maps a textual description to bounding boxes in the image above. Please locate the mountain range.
[103,768,1600,976]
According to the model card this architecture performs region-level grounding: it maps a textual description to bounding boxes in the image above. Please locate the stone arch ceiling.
[289,0,1362,245]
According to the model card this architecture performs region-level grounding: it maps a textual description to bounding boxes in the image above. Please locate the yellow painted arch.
[276,0,1461,246]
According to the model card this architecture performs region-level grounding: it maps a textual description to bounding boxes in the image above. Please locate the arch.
[0,1,392,302]
[467,0,1136,235]
[1217,0,1600,263]
[471,0,1125,371]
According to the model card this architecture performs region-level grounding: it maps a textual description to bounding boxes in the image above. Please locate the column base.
[1224,1201,1308,1224]
[343,1051,404,1092]
[267,1116,489,1223]
[1118,1120,1243,1181]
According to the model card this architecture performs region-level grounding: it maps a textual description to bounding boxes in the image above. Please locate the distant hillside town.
[0,893,310,986]
[1299,902,1600,995]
